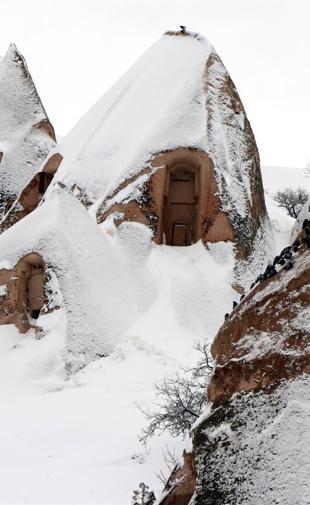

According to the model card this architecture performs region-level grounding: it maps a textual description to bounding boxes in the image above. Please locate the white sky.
[0,0,309,167]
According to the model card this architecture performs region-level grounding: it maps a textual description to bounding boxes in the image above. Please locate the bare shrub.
[139,340,213,442]
[273,187,309,218]
[155,446,180,486]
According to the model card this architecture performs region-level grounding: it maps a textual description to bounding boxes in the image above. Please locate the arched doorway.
[27,262,45,319]
[17,253,45,321]
[163,164,198,246]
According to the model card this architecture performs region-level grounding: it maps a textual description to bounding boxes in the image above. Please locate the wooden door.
[163,166,197,246]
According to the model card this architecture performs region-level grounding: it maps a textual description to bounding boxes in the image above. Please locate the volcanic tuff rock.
[43,30,271,288]
[0,43,55,223]
[159,231,310,505]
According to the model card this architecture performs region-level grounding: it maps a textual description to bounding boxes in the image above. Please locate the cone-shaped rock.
[45,30,271,288]
[0,44,56,222]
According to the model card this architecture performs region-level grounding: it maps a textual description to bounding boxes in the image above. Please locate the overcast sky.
[1,0,309,168]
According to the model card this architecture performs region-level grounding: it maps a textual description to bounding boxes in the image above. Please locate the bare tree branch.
[139,340,214,441]
[273,187,309,218]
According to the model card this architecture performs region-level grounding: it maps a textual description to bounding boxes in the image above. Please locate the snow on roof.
[0,44,55,219]
[0,186,150,368]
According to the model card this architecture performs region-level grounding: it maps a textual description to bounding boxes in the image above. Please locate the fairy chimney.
[42,29,271,288]
[0,44,56,228]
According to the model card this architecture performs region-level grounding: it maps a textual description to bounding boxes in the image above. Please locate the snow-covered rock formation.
[0,29,273,364]
[43,30,272,288]
[0,44,56,223]
[0,185,156,369]
[0,30,308,505]
[159,225,310,505]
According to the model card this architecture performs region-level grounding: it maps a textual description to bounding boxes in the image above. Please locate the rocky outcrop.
[0,44,56,225]
[159,229,310,505]
[192,233,309,505]
[44,30,271,287]
[0,153,63,234]
[159,451,196,505]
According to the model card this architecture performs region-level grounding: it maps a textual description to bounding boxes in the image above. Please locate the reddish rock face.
[97,148,234,249]
[193,236,309,504]
[209,241,310,405]
[158,232,309,505]
[159,451,196,505]
[0,154,63,234]
[0,253,49,333]
[0,44,56,224]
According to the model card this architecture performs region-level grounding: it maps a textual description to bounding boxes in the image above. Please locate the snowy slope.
[49,34,213,203]
[0,165,301,504]
[0,241,236,504]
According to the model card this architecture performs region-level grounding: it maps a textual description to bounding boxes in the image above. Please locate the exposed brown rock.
[0,44,56,226]
[0,253,47,333]
[0,154,63,234]
[158,235,309,504]
[159,451,196,505]
[204,51,268,266]
[209,241,310,404]
[97,148,234,247]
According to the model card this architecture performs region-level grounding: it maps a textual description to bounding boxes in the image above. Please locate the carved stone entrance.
[17,253,45,321]
[163,165,198,246]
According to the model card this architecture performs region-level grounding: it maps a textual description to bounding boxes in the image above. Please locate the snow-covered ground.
[0,240,235,505]
[0,165,307,504]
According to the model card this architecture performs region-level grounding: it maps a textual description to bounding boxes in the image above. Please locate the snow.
[0,149,304,505]
[44,32,272,288]
[0,319,180,504]
[0,186,152,368]
[0,188,238,504]
[45,33,261,220]
[291,197,310,240]
[51,34,213,204]
[0,44,55,220]
[193,377,310,505]
[0,284,7,297]
[0,31,306,504]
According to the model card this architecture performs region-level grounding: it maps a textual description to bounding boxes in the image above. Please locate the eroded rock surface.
[0,44,55,225]
[159,231,309,505]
